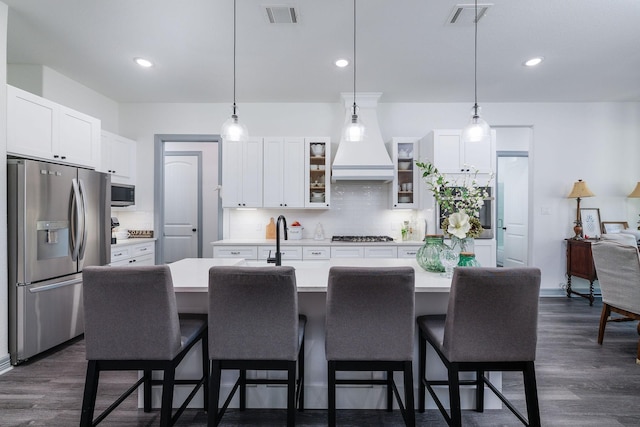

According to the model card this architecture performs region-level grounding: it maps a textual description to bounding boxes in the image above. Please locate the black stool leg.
[208,361,221,427]
[143,369,152,412]
[298,338,305,411]
[328,360,336,427]
[418,330,426,412]
[476,369,484,412]
[287,361,296,427]
[448,364,462,427]
[403,361,416,427]
[239,369,247,410]
[80,360,99,427]
[524,362,541,427]
[160,367,175,427]
[202,336,210,411]
[387,370,394,411]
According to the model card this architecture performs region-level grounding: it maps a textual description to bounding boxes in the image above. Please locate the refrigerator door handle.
[77,178,89,260]
[28,278,83,293]
[70,178,84,261]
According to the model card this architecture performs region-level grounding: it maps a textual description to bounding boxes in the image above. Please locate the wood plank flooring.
[2,297,640,426]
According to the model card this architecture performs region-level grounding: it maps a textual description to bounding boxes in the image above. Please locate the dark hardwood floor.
[2,297,640,426]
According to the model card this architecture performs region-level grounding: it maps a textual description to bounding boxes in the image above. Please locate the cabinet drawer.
[213,246,258,259]
[364,246,398,258]
[398,246,422,258]
[110,247,132,263]
[258,246,303,260]
[331,246,364,258]
[132,242,154,257]
[303,247,330,260]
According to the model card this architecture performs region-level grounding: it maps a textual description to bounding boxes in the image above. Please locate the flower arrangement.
[415,160,492,239]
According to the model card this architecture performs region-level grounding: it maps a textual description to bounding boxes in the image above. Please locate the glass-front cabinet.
[389,137,419,209]
[304,137,331,208]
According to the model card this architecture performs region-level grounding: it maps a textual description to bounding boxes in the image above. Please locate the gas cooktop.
[331,235,395,243]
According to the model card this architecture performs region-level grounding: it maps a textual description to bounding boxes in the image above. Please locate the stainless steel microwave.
[111,183,135,207]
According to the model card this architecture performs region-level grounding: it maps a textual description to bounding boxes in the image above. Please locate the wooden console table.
[565,239,600,305]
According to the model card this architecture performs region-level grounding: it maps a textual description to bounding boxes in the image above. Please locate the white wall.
[7,64,120,132]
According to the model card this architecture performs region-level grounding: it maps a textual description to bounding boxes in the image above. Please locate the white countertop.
[168,257,451,293]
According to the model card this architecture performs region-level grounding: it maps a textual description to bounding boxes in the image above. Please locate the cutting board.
[266,217,276,239]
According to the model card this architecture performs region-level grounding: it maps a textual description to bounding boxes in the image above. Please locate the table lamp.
[567,179,595,239]
[628,182,640,230]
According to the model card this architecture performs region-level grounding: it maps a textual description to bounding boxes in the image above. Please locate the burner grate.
[331,235,394,243]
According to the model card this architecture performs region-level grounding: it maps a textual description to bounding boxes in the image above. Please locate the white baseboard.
[0,353,13,375]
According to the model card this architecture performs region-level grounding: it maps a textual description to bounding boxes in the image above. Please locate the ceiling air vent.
[448,4,492,24]
[265,6,298,24]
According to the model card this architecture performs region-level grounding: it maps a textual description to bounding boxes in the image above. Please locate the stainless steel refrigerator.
[7,158,110,365]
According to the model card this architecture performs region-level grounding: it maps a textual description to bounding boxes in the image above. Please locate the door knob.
[192,228,197,232]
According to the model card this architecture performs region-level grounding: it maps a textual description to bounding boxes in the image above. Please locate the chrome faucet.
[267,215,288,266]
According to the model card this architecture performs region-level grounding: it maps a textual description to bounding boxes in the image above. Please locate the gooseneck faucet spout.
[267,215,287,266]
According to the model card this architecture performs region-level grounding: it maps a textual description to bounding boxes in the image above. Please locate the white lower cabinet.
[258,246,303,261]
[213,246,258,260]
[110,242,156,267]
[397,246,422,258]
[302,247,331,260]
[331,246,365,258]
[364,246,398,258]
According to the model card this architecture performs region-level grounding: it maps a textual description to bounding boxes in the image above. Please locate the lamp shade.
[628,182,640,198]
[567,179,595,199]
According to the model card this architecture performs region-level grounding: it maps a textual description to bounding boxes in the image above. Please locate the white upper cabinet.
[425,129,495,174]
[304,137,331,208]
[221,138,263,208]
[263,137,305,208]
[99,130,136,185]
[7,85,100,169]
[388,137,420,209]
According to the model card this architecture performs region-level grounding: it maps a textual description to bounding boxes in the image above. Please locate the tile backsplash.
[227,182,430,241]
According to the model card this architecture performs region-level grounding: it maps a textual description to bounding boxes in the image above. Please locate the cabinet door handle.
[311,251,322,255]
[230,251,240,255]
[139,247,147,251]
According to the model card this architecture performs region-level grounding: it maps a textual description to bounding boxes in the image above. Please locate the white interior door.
[164,155,199,263]
[502,156,529,267]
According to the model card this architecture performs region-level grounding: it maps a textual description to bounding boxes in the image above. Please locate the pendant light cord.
[232,0,237,115]
[473,0,479,116]
[352,0,357,116]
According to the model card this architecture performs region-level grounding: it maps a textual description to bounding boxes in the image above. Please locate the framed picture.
[580,208,601,238]
[601,221,629,234]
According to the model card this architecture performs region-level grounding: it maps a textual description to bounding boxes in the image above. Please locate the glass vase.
[416,235,446,272]
[449,236,475,255]
[458,252,481,267]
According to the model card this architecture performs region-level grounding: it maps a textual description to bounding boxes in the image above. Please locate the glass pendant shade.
[344,113,365,142]
[221,113,248,142]
[461,109,491,143]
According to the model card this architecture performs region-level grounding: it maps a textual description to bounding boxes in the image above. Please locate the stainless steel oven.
[436,186,494,239]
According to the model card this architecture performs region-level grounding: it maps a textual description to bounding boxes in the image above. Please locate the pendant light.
[220,0,248,142]
[461,0,490,143]
[343,0,365,142]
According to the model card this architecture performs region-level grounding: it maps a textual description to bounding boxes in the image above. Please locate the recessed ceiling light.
[523,57,544,67]
[335,59,349,68]
[134,57,154,68]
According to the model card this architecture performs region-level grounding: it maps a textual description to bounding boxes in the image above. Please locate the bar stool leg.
[418,330,426,413]
[524,362,541,427]
[80,360,99,427]
[387,370,394,411]
[208,361,222,427]
[448,364,462,427]
[476,369,484,412]
[287,362,296,427]
[328,360,337,427]
[403,361,416,427]
[160,367,175,427]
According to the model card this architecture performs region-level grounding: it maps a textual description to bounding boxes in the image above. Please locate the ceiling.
[3,0,640,104]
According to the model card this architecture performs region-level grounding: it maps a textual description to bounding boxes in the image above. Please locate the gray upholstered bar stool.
[208,266,306,427]
[417,267,541,427]
[80,265,208,427]
[325,266,416,427]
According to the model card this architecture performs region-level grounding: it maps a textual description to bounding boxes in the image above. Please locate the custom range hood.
[331,92,394,183]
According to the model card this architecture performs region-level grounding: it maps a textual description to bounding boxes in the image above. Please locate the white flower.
[447,212,471,239]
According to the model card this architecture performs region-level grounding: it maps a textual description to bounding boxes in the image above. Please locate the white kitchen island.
[150,257,502,411]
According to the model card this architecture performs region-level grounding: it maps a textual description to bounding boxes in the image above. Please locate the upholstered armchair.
[591,241,640,363]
